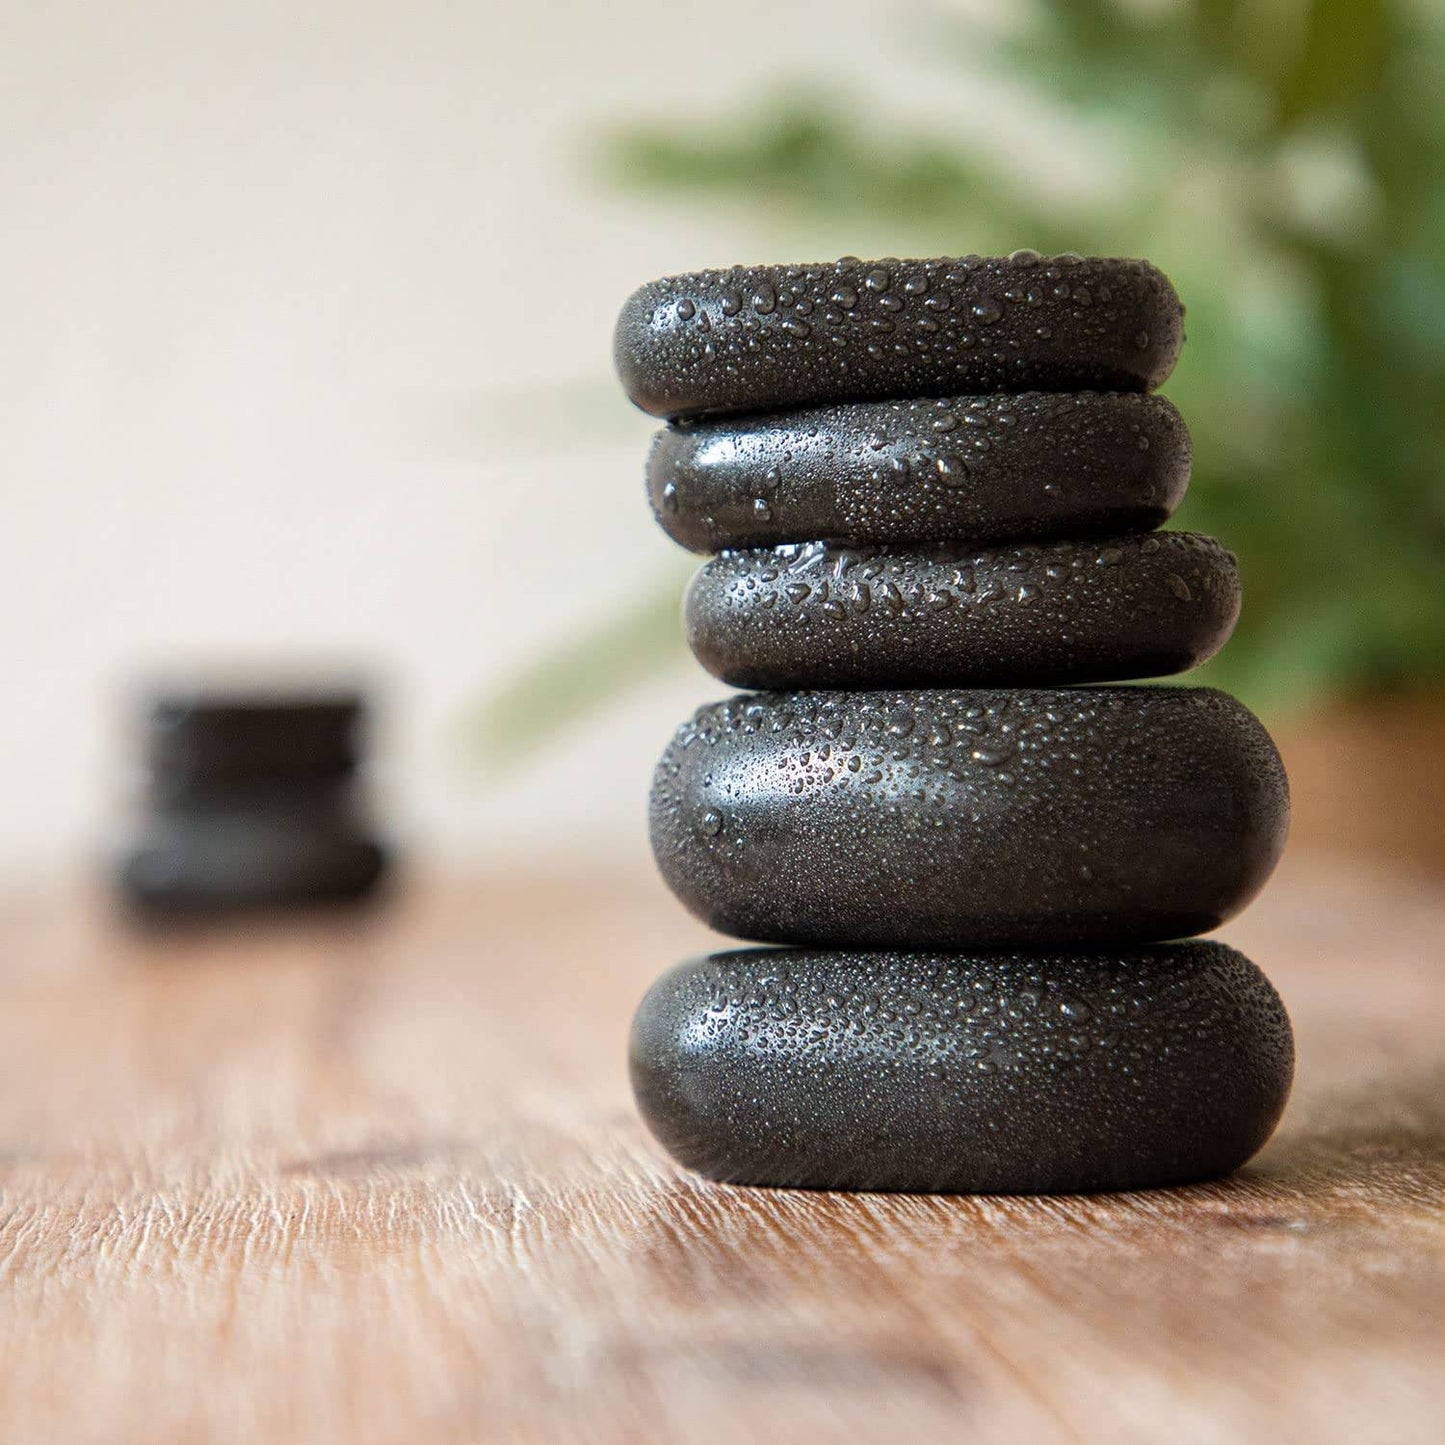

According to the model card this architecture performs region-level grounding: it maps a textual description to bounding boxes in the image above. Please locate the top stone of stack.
[615,253,1184,419]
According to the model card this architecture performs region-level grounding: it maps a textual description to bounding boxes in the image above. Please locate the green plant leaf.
[470,572,688,770]
[480,0,1444,765]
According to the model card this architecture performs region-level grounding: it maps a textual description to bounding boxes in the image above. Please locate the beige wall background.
[0,0,1038,881]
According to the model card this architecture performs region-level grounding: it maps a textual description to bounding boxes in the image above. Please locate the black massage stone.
[686,532,1239,690]
[122,686,388,914]
[649,391,1190,553]
[121,804,387,914]
[630,942,1293,1193]
[650,687,1288,949]
[146,691,362,792]
[615,254,1184,419]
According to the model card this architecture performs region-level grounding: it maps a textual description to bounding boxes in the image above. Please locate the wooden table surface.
[0,853,1441,1444]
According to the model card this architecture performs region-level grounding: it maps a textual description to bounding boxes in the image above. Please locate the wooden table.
[0,853,1441,1443]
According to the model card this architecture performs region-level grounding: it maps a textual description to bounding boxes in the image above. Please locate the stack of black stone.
[615,254,1293,1194]
[120,689,388,915]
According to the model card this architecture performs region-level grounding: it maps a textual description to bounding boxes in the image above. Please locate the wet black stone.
[615,255,1184,419]
[650,687,1287,949]
[630,942,1294,1193]
[686,532,1239,690]
[648,391,1189,553]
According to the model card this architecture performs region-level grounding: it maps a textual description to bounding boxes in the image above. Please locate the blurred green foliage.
[479,0,1444,761]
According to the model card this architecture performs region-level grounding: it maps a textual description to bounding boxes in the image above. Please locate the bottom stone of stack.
[630,942,1292,1194]
[122,806,388,914]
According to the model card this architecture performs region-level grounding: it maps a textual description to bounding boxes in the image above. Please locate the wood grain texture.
[0,854,1441,1444]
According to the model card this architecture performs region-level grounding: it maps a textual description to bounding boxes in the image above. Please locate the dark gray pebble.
[650,687,1287,949]
[121,805,387,914]
[649,391,1189,552]
[630,942,1293,1193]
[615,254,1184,419]
[146,691,363,790]
[686,532,1239,689]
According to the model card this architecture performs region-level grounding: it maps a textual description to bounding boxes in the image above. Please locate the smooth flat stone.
[686,532,1239,690]
[630,942,1293,1193]
[146,690,364,788]
[121,807,387,914]
[650,687,1287,949]
[615,255,1184,419]
[649,392,1189,552]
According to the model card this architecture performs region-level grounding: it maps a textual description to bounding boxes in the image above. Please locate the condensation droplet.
[887,706,914,737]
[970,744,1014,767]
[935,454,970,488]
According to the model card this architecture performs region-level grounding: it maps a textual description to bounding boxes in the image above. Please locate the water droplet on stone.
[935,454,970,487]
[970,743,1014,767]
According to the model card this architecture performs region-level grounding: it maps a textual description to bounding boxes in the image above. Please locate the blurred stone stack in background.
[616,253,1294,1193]
[120,688,389,915]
